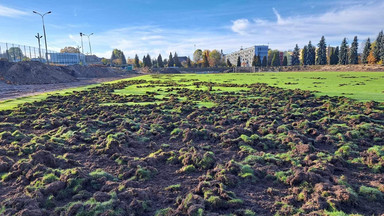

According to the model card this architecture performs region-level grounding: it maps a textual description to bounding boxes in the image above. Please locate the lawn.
[0,71,383,111]
[117,72,384,101]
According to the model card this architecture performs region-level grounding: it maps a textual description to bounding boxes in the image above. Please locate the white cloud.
[272,8,285,25]
[231,19,250,35]
[230,1,384,50]
[0,5,27,17]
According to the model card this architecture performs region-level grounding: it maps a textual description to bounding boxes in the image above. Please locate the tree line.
[104,49,224,69]
[289,30,384,66]
[105,30,384,68]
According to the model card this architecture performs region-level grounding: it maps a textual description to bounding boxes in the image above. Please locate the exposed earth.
[0,75,383,215]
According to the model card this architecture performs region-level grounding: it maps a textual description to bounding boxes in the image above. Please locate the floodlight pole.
[33,10,51,64]
[80,33,84,54]
[82,33,94,55]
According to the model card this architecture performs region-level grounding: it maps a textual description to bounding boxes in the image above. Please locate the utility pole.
[77,45,82,65]
[80,33,84,54]
[35,33,43,60]
[33,10,51,64]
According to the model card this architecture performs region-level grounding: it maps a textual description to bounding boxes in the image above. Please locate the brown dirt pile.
[1,61,77,84]
[0,60,129,85]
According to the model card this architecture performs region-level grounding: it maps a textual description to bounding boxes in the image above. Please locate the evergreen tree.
[329,48,335,65]
[252,55,257,67]
[261,56,267,67]
[174,52,182,67]
[339,38,349,65]
[186,57,192,68]
[237,56,241,67]
[333,46,340,65]
[271,52,280,66]
[226,59,232,67]
[168,52,174,67]
[302,46,308,65]
[256,55,261,66]
[282,56,288,66]
[362,38,371,64]
[307,41,315,65]
[142,55,147,67]
[291,44,300,66]
[316,36,327,65]
[163,59,168,67]
[349,36,359,64]
[157,54,164,68]
[381,35,384,63]
[373,31,383,62]
[146,54,152,67]
[152,59,157,68]
[134,54,140,68]
[330,48,340,65]
[267,50,273,66]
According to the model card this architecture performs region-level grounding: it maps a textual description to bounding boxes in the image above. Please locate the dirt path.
[0,74,142,101]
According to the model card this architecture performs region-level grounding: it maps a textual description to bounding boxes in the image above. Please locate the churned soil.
[0,76,383,215]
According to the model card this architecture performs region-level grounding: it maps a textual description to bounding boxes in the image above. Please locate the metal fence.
[0,42,57,63]
[0,42,89,65]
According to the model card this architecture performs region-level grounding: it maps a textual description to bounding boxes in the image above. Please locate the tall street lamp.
[82,33,94,55]
[80,33,84,54]
[33,10,51,64]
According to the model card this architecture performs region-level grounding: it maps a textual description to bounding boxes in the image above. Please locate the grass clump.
[164,184,181,191]
[155,207,173,216]
[89,169,117,181]
[359,185,383,201]
[206,195,226,209]
[275,170,292,184]
[178,165,196,173]
[42,173,59,184]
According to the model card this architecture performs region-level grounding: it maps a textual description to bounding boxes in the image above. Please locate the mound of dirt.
[1,61,76,85]
[158,68,181,74]
[67,65,121,78]
[0,61,130,85]
[0,60,13,74]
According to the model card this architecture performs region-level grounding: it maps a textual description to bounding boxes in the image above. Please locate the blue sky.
[0,0,383,58]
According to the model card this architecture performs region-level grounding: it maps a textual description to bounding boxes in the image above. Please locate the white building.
[225,45,269,67]
[47,53,86,65]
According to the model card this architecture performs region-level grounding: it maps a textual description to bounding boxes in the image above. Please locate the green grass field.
[116,72,384,101]
[1,72,383,111]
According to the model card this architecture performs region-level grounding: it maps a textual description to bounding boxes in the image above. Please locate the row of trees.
[132,52,192,68]
[290,30,384,66]
[105,30,384,68]
[193,49,223,67]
